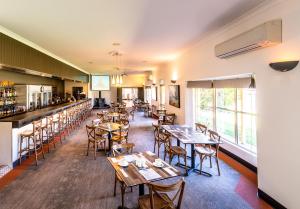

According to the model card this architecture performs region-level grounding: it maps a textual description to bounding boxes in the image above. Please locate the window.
[160,85,166,105]
[145,87,152,103]
[216,88,236,142]
[193,88,256,153]
[193,88,214,130]
[122,88,138,100]
[237,89,256,152]
[151,87,157,101]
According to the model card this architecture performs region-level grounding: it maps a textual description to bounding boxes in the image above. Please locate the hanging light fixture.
[109,46,124,86]
[111,75,116,85]
[119,74,123,84]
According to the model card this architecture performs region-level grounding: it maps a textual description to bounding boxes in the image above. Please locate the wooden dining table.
[90,120,121,155]
[161,124,221,176]
[107,151,181,209]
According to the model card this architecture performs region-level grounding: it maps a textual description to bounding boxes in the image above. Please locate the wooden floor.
[0,111,271,209]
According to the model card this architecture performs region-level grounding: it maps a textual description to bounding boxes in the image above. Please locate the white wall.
[153,0,300,207]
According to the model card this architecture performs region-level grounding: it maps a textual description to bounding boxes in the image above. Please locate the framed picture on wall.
[169,85,180,108]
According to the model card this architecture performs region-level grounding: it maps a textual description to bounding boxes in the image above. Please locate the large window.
[122,88,138,100]
[145,87,152,103]
[193,88,256,153]
[160,85,166,105]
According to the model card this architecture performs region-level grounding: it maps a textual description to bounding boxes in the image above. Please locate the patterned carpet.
[0,110,270,209]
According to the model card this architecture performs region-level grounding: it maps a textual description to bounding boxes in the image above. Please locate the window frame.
[193,88,257,154]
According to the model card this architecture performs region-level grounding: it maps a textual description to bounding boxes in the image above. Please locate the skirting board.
[219,146,257,173]
[257,189,287,209]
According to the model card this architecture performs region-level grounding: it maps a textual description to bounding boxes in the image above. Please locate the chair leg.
[184,154,187,176]
[199,154,203,175]
[114,173,117,196]
[209,156,212,168]
[86,141,90,156]
[216,157,221,176]
[94,142,97,160]
[169,154,172,164]
[39,135,45,160]
[46,130,50,153]
[19,136,23,165]
[153,140,156,153]
[33,137,38,166]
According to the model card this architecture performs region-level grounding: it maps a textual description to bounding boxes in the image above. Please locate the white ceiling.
[0,0,267,74]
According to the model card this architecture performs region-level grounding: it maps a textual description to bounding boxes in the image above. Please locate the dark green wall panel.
[0,32,88,82]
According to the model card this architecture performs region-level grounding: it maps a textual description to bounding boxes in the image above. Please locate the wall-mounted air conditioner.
[215,19,282,59]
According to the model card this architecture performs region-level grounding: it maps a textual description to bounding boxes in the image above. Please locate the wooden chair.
[195,123,207,149]
[162,114,176,125]
[162,132,188,175]
[86,124,107,160]
[138,178,186,209]
[96,112,105,123]
[195,123,207,134]
[111,124,130,144]
[195,130,221,176]
[116,119,130,126]
[129,108,135,120]
[19,120,45,166]
[112,143,135,207]
[152,123,160,153]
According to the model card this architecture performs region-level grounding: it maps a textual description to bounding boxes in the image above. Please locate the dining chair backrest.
[32,120,42,136]
[118,119,129,126]
[163,114,176,125]
[148,178,186,209]
[208,130,221,154]
[120,112,129,120]
[159,131,172,149]
[97,112,105,121]
[195,123,207,134]
[112,143,135,157]
[86,124,96,142]
[208,130,220,142]
[152,123,159,140]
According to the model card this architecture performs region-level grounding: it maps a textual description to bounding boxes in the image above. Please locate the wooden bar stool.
[19,120,45,166]
[52,114,63,145]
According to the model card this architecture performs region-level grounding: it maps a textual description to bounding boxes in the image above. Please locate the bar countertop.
[0,99,91,128]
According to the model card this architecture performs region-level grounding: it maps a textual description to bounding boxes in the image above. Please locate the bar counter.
[0,99,92,168]
[0,99,92,128]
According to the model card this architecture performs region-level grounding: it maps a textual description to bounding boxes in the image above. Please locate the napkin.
[163,167,177,177]
[139,168,161,180]
[146,151,156,156]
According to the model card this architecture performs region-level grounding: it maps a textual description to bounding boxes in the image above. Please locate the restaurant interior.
[0,0,298,208]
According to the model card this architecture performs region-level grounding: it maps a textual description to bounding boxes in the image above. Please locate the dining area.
[79,102,229,209]
[0,103,263,209]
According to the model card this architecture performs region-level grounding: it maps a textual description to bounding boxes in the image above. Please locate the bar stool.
[58,111,68,140]
[19,120,45,166]
[52,114,63,145]
[45,115,57,150]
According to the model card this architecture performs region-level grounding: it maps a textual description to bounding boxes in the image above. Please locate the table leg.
[117,182,130,209]
[191,144,195,169]
[139,184,145,196]
[106,132,112,156]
